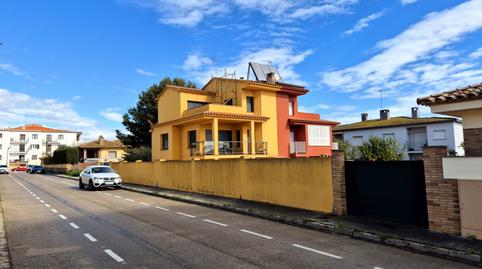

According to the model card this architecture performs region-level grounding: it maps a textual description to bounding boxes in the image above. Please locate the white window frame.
[352,136,364,146]
[307,125,330,146]
[383,133,395,139]
[433,129,447,140]
[288,101,294,116]
[32,134,38,139]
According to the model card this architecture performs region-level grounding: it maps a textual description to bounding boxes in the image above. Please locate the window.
[383,133,395,139]
[188,130,197,149]
[0,133,2,139]
[0,155,2,160]
[161,133,169,150]
[91,167,113,173]
[19,144,25,152]
[20,134,26,141]
[352,136,363,146]
[32,134,38,139]
[108,151,117,159]
[307,125,330,146]
[288,101,294,116]
[58,134,64,140]
[31,144,40,149]
[433,129,447,140]
[0,145,2,150]
[32,155,37,160]
[187,101,208,109]
[246,96,254,112]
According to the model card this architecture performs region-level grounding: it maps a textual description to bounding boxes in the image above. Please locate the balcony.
[190,141,268,157]
[10,138,29,144]
[42,139,60,145]
[182,103,250,118]
[290,141,307,155]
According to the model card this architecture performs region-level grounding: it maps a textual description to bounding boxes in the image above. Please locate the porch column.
[250,121,256,155]
[242,125,249,154]
[83,149,87,160]
[212,118,219,156]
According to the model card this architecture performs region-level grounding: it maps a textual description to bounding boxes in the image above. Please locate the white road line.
[176,212,196,218]
[240,229,273,239]
[69,222,79,229]
[139,202,150,206]
[40,200,45,203]
[58,214,67,220]
[51,209,58,213]
[113,195,122,199]
[45,204,51,208]
[203,219,228,227]
[292,244,343,259]
[155,206,169,211]
[83,233,97,242]
[35,197,40,200]
[104,249,124,263]
[124,198,134,202]
[104,193,112,196]
[374,267,384,269]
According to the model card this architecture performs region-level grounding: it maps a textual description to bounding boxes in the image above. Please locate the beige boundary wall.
[112,157,334,212]
[44,163,91,174]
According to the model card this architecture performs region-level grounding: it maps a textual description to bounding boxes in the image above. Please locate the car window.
[91,167,113,174]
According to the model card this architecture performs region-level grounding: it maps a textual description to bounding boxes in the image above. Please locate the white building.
[333,108,464,160]
[0,124,81,166]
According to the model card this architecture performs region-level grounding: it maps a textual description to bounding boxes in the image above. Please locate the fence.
[44,163,91,174]
[112,157,333,212]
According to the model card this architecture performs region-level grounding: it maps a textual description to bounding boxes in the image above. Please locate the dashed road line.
[40,200,45,203]
[69,223,80,229]
[35,197,40,200]
[45,204,51,208]
[104,193,112,196]
[139,202,150,206]
[51,209,58,213]
[113,195,122,199]
[104,249,125,263]
[176,212,196,218]
[240,229,273,239]
[203,219,228,227]
[292,244,343,259]
[124,198,134,202]
[58,214,67,220]
[83,233,98,242]
[155,206,169,211]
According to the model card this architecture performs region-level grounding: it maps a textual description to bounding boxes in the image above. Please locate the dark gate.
[345,161,428,227]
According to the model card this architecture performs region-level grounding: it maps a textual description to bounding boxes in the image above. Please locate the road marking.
[45,204,51,208]
[113,195,122,199]
[35,197,40,200]
[58,214,67,220]
[51,209,58,213]
[203,219,228,227]
[176,212,196,218]
[139,202,150,206]
[240,229,273,239]
[374,267,384,269]
[292,244,343,259]
[104,249,124,262]
[69,223,79,229]
[40,200,45,203]
[124,198,134,202]
[104,193,112,196]
[155,206,169,211]
[83,233,97,242]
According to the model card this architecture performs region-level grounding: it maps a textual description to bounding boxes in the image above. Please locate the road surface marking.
[51,209,58,213]
[292,244,343,259]
[40,200,45,203]
[176,212,196,218]
[374,267,384,269]
[204,219,228,227]
[240,229,273,239]
[124,198,134,202]
[139,202,150,206]
[35,197,40,200]
[58,214,67,220]
[83,233,97,242]
[69,223,79,229]
[155,206,169,211]
[114,195,122,199]
[45,204,51,208]
[104,193,112,196]
[104,249,124,262]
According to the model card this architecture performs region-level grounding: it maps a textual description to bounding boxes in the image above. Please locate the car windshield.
[34,166,43,169]
[0,165,6,168]
[91,167,113,174]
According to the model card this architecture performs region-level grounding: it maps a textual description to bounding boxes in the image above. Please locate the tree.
[116,77,196,148]
[358,136,406,161]
[123,146,152,162]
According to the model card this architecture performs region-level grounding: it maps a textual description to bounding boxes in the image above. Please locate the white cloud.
[344,10,386,35]
[0,63,27,77]
[400,0,418,5]
[100,108,124,122]
[469,47,482,59]
[298,104,330,113]
[182,54,213,71]
[72,95,82,101]
[136,68,158,76]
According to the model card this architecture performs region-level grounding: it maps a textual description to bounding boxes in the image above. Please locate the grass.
[65,170,81,177]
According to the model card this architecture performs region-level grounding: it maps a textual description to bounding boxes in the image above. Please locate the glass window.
[307,125,330,146]
[383,133,395,139]
[20,134,26,141]
[108,151,117,159]
[19,144,25,152]
[246,96,254,112]
[91,167,113,173]
[352,136,363,146]
[288,101,294,116]
[32,134,38,139]
[0,145,2,150]
[32,155,37,160]
[0,133,2,139]
[187,101,208,109]
[188,130,197,149]
[0,155,2,160]
[58,134,64,140]
[433,130,446,140]
[162,133,169,150]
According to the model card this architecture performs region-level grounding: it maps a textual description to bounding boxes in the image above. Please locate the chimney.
[380,109,390,120]
[411,107,420,118]
[266,72,276,84]
[98,135,105,143]
[361,113,368,122]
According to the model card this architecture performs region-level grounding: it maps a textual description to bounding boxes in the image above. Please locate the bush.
[65,170,81,177]
[123,146,151,162]
[340,136,406,161]
[52,147,79,164]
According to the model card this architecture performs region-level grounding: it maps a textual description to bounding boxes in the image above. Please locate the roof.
[2,124,80,134]
[288,118,339,126]
[333,116,459,132]
[417,82,482,106]
[78,136,125,149]
[153,111,269,128]
[156,85,216,101]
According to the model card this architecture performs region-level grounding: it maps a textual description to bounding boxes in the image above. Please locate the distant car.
[0,165,8,174]
[13,165,28,172]
[27,165,46,174]
[79,165,122,190]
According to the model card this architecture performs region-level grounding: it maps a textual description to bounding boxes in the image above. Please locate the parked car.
[79,166,122,190]
[0,165,9,174]
[13,165,28,172]
[27,165,46,174]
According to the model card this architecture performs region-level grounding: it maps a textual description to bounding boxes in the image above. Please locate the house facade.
[151,74,337,161]
[0,124,81,166]
[78,136,125,163]
[333,108,464,160]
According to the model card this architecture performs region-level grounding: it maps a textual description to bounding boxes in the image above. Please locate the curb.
[52,174,482,266]
[0,192,12,269]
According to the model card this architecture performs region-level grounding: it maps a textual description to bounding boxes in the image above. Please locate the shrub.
[358,136,406,161]
[52,147,79,164]
[65,170,81,177]
[123,146,151,162]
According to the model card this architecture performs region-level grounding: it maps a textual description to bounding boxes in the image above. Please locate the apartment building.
[0,124,81,166]
[151,63,338,161]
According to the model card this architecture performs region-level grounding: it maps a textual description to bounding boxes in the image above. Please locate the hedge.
[51,147,79,164]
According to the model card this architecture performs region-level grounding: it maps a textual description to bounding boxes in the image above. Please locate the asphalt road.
[0,172,476,269]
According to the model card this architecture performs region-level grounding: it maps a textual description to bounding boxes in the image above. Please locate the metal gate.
[345,161,428,227]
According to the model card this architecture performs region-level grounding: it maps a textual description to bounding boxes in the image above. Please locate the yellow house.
[78,136,126,163]
[152,78,280,161]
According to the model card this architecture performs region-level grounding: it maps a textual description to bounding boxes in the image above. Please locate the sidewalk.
[55,174,482,266]
[0,191,11,268]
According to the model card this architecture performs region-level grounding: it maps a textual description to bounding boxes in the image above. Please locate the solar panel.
[248,62,282,81]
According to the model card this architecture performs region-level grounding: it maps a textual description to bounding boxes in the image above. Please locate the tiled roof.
[333,116,459,132]
[288,118,339,126]
[157,85,215,100]
[5,124,79,133]
[78,136,125,149]
[417,82,482,106]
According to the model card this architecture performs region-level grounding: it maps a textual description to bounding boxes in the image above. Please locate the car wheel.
[79,178,84,189]
[89,180,95,191]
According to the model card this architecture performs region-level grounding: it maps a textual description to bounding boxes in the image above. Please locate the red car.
[13,166,28,172]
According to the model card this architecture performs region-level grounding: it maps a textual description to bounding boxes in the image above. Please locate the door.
[81,169,90,184]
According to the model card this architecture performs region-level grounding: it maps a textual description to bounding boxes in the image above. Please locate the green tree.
[116,77,196,148]
[358,136,406,161]
[123,146,152,162]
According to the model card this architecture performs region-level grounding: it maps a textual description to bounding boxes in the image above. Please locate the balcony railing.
[190,141,268,156]
[290,141,307,154]
[10,138,29,144]
[42,139,60,144]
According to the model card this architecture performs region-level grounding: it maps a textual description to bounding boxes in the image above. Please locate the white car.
[0,165,9,174]
[79,166,122,190]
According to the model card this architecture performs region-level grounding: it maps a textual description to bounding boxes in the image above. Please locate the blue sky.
[1,0,482,141]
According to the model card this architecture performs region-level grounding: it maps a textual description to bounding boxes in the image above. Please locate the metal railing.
[42,139,60,144]
[190,141,268,156]
[10,138,29,144]
[290,141,307,154]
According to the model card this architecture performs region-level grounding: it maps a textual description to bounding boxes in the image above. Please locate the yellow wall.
[99,148,125,161]
[157,88,181,123]
[112,157,334,212]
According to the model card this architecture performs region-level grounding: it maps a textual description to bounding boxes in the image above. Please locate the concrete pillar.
[331,151,347,215]
[83,149,87,160]
[213,118,219,156]
[250,121,256,155]
[423,146,461,235]
[242,124,249,155]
